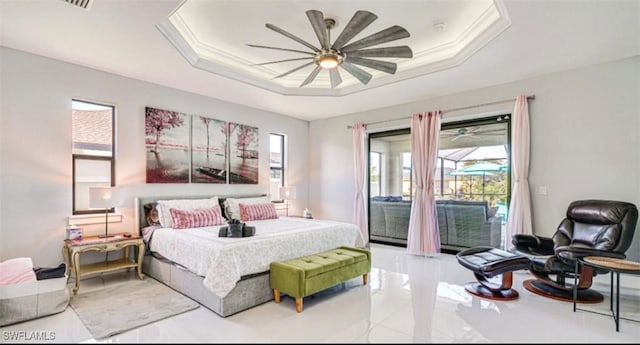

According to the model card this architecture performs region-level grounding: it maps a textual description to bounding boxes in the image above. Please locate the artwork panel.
[145,107,190,183]
[191,116,227,183]
[229,123,259,184]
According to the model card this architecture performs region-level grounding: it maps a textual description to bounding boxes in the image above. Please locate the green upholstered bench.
[269,246,371,313]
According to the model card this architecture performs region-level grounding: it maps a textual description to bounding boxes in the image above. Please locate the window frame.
[438,114,511,206]
[71,99,116,215]
[366,116,511,248]
[369,151,382,197]
[269,133,285,202]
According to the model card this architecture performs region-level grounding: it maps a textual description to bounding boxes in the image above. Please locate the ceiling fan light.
[319,55,339,69]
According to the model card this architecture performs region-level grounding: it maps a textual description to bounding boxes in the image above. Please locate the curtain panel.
[407,111,442,256]
[505,95,533,249]
[352,123,368,244]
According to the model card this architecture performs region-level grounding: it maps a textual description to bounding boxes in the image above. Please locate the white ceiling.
[1,0,638,121]
[159,0,510,95]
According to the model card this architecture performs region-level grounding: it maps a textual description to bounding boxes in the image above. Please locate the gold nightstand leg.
[72,251,81,295]
[124,245,131,272]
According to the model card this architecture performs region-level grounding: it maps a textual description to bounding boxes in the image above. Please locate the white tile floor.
[2,243,639,343]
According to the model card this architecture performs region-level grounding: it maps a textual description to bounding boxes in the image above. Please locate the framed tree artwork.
[228,122,259,184]
[191,116,227,183]
[145,107,190,183]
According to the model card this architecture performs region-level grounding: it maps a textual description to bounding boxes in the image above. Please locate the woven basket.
[583,256,640,271]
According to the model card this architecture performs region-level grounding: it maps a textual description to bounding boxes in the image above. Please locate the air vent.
[62,0,92,10]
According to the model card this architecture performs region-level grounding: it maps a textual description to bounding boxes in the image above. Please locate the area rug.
[69,278,199,339]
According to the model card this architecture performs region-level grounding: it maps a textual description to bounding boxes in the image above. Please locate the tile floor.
[2,243,639,343]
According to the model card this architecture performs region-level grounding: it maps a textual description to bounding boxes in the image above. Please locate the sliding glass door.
[436,115,510,251]
[368,129,411,246]
[368,115,511,251]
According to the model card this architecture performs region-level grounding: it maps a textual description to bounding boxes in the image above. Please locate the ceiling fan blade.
[252,57,313,66]
[266,23,320,52]
[306,10,330,49]
[329,68,342,88]
[347,46,413,58]
[466,127,481,134]
[476,129,507,134]
[342,25,410,53]
[332,10,378,50]
[272,61,315,79]
[301,66,322,87]
[340,62,372,85]
[246,44,315,56]
[345,57,397,74]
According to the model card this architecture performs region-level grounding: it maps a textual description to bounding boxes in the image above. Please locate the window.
[369,152,381,197]
[72,100,115,214]
[436,116,510,210]
[368,128,410,201]
[367,116,510,249]
[402,152,412,200]
[269,133,285,201]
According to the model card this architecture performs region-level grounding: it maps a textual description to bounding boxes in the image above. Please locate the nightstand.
[62,233,145,294]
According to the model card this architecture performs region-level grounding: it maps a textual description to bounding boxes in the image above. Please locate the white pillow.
[156,197,219,228]
[223,196,271,220]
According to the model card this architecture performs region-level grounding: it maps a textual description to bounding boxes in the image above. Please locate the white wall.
[309,56,640,261]
[2,47,638,266]
[0,47,309,266]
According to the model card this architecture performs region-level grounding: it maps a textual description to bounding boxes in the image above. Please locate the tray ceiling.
[1,0,638,120]
[159,0,511,96]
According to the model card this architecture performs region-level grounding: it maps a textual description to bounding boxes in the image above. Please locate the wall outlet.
[538,186,548,195]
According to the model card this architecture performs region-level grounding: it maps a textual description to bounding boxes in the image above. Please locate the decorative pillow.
[156,197,219,228]
[144,203,160,226]
[239,203,279,221]
[169,206,225,229]
[0,257,37,286]
[223,196,270,220]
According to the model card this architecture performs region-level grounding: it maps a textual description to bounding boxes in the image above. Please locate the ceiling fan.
[247,10,413,88]
[444,127,505,141]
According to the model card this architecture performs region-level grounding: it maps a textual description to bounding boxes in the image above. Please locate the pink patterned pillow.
[169,205,225,229]
[239,202,279,221]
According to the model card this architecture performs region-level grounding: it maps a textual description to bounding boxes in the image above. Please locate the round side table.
[573,256,640,332]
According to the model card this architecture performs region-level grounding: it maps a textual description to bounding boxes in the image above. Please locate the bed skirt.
[142,255,273,317]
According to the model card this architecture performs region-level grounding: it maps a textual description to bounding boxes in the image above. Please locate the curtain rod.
[346,94,535,129]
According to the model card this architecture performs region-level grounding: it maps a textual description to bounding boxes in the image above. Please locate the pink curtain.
[505,95,533,249]
[407,111,441,256]
[352,123,368,244]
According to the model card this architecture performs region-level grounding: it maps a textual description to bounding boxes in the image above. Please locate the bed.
[134,194,364,317]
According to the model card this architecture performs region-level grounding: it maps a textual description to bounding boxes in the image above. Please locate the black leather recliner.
[512,200,638,302]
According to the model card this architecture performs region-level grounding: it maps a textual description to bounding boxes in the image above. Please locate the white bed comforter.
[149,217,364,298]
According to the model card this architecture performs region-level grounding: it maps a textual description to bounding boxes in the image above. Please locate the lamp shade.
[279,186,296,200]
[89,187,119,209]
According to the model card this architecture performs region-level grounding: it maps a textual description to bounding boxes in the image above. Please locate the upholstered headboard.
[134,194,267,233]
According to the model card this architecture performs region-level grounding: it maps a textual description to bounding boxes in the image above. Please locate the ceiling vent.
[62,0,92,10]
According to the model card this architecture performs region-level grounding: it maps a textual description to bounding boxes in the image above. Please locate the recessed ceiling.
[159,0,511,96]
[1,0,638,121]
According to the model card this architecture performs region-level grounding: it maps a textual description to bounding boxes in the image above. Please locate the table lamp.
[279,186,296,217]
[89,187,119,238]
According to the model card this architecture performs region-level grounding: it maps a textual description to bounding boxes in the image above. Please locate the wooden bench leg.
[273,289,280,303]
[363,273,368,286]
[295,297,303,313]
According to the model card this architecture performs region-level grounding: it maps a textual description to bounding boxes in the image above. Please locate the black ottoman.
[456,246,530,300]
